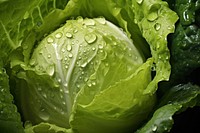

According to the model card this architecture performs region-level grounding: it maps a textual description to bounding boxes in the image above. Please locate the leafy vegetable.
[5,0,200,133]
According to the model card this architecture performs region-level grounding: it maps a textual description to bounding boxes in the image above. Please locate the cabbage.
[15,17,155,133]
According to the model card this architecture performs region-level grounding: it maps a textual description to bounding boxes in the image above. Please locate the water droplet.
[39,108,49,121]
[68,52,73,58]
[29,59,36,66]
[74,29,78,33]
[147,12,158,21]
[156,44,160,49]
[46,65,55,76]
[47,54,51,59]
[61,110,65,115]
[66,32,73,38]
[96,17,106,24]
[39,50,43,55]
[136,0,143,4]
[183,10,190,22]
[98,43,104,49]
[24,121,32,128]
[61,48,65,53]
[80,62,87,68]
[92,81,96,86]
[37,87,42,91]
[0,110,3,114]
[47,36,54,43]
[55,32,63,39]
[23,11,29,19]
[64,83,68,87]
[64,90,69,94]
[76,16,83,23]
[87,82,92,87]
[147,4,160,21]
[154,23,161,31]
[84,77,88,82]
[84,33,97,44]
[165,56,169,60]
[83,19,95,26]
[76,84,80,88]
[58,78,62,83]
[152,126,157,132]
[65,65,69,69]
[64,57,68,61]
[67,44,72,51]
[42,93,47,99]
[163,125,169,131]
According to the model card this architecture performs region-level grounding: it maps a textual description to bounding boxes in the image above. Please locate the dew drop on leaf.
[147,4,160,21]
[47,54,51,59]
[29,59,36,66]
[96,17,106,25]
[136,0,143,4]
[73,29,78,33]
[152,126,157,132]
[83,19,95,26]
[84,33,97,44]
[67,44,72,51]
[87,82,92,87]
[77,16,84,23]
[147,12,158,21]
[64,83,68,87]
[57,78,62,83]
[92,81,96,86]
[66,32,73,38]
[80,62,87,68]
[68,52,73,58]
[154,23,161,31]
[47,36,54,43]
[98,43,104,49]
[46,65,55,76]
[39,108,50,121]
[55,32,63,39]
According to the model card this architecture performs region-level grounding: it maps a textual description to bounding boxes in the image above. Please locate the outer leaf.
[70,59,156,133]
[137,83,200,133]
[0,64,24,132]
[0,0,69,65]
[24,122,72,133]
[131,0,179,94]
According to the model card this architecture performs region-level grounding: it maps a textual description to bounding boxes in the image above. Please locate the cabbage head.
[14,17,155,133]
